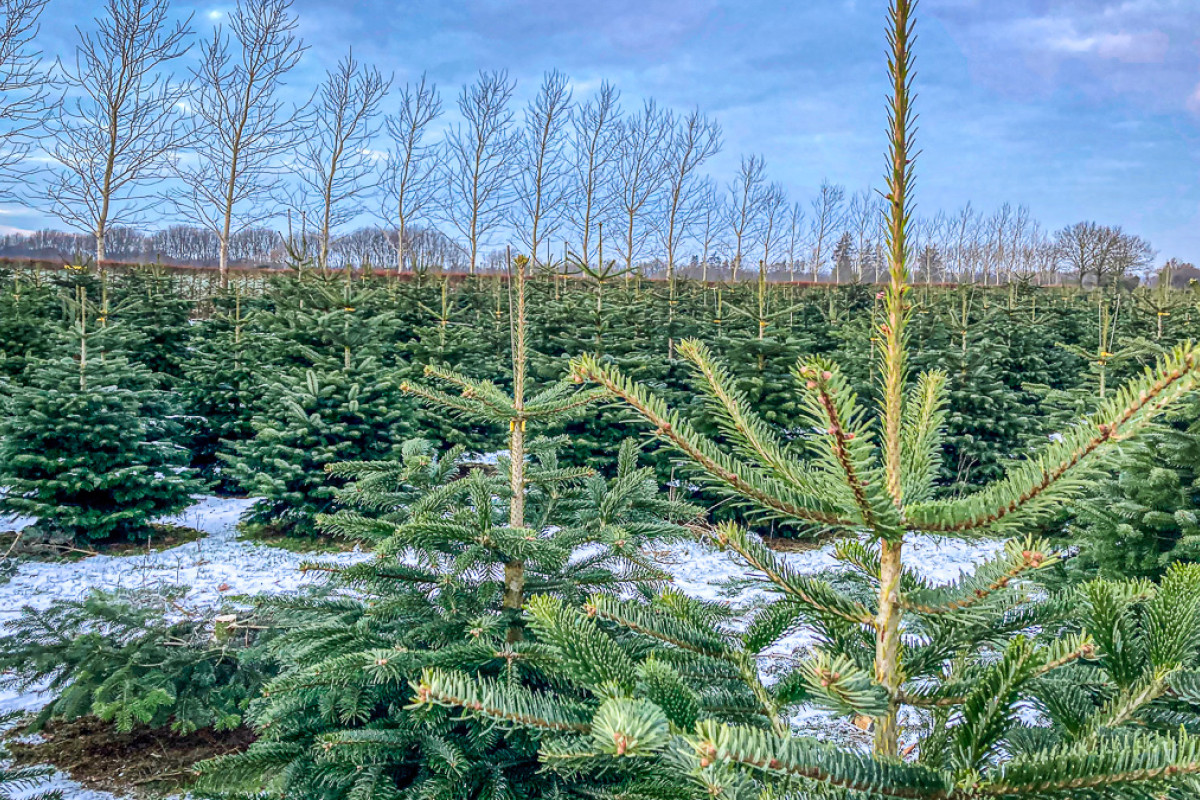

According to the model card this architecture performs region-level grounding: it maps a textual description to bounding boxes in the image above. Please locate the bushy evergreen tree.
[107,267,195,380]
[202,257,696,798]
[224,357,412,535]
[0,271,58,379]
[1071,397,1200,580]
[222,277,416,535]
[180,291,260,492]
[0,590,275,736]
[414,4,1200,797]
[0,294,201,542]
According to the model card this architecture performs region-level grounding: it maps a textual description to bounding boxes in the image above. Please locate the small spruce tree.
[201,255,696,798]
[222,278,416,535]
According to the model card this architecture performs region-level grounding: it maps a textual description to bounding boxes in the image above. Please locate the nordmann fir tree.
[0,281,200,543]
[222,277,416,535]
[412,2,1200,797]
[200,254,696,798]
[400,253,612,641]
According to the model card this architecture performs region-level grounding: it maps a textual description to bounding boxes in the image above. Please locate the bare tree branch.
[610,100,670,278]
[568,80,621,270]
[43,0,193,264]
[379,73,442,274]
[0,0,52,200]
[511,69,573,270]
[292,49,390,272]
[441,70,517,274]
[657,108,720,283]
[171,0,306,285]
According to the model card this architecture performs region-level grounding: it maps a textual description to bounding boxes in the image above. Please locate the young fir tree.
[201,256,696,799]
[180,291,260,492]
[0,269,59,379]
[413,3,1200,797]
[222,278,416,535]
[0,724,59,800]
[0,289,200,543]
[398,276,509,453]
[1070,395,1200,581]
[0,590,275,736]
[107,266,195,380]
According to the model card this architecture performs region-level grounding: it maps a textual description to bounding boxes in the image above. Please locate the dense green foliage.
[2,262,1198,542]
[200,437,694,798]
[1071,396,1200,580]
[0,308,201,542]
[0,591,275,735]
[7,3,1200,799]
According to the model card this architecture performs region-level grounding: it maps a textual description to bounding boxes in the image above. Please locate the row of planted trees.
[0,0,1165,289]
[2,257,1200,544]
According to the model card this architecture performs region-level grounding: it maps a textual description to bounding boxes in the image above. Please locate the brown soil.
[3,523,207,563]
[237,521,372,554]
[96,523,207,556]
[7,717,255,798]
[762,534,829,553]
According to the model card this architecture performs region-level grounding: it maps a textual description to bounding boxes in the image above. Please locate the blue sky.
[13,0,1200,265]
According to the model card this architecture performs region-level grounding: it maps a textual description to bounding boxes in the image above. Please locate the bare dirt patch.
[7,717,254,798]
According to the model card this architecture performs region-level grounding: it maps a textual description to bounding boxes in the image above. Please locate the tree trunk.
[219,235,229,289]
[396,217,405,274]
[874,538,904,757]
[504,250,527,643]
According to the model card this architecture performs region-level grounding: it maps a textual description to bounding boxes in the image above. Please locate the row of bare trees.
[0,0,1164,287]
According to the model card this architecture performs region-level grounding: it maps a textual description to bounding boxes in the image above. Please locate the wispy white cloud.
[930,1,1199,112]
[1187,83,1200,116]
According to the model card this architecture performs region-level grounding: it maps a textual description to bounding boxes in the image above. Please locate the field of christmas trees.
[4,1,1200,799]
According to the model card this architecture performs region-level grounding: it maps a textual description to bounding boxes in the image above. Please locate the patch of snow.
[652,531,1004,745]
[0,494,373,800]
[5,771,117,800]
[0,496,369,622]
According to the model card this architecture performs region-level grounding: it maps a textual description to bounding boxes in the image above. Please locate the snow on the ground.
[652,533,1004,740]
[0,496,370,626]
[0,495,1001,797]
[0,495,373,799]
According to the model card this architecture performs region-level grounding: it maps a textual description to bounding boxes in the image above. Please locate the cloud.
[1188,83,1200,116]
[929,1,1199,111]
[1042,29,1168,63]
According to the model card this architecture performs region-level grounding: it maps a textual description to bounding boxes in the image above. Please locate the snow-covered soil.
[0,497,369,629]
[0,496,1000,799]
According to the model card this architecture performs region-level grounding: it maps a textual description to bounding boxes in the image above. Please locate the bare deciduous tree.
[611,100,669,277]
[847,189,881,282]
[657,108,720,282]
[173,0,305,285]
[949,202,979,283]
[0,0,51,198]
[1055,221,1154,287]
[758,182,787,271]
[785,201,805,281]
[511,70,573,272]
[695,178,722,282]
[293,51,390,272]
[380,73,442,274]
[727,153,765,282]
[44,0,193,264]
[808,178,845,282]
[442,70,517,274]
[568,80,620,269]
